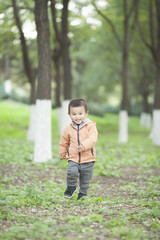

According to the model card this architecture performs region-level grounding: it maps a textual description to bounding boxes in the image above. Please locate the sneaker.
[64,186,76,198]
[77,193,87,200]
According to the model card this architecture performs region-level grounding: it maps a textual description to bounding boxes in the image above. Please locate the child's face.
[69,106,88,125]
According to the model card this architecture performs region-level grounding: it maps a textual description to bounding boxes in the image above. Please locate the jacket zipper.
[67,143,70,156]
[77,124,81,163]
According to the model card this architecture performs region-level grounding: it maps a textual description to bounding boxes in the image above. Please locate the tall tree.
[138,0,160,145]
[12,0,37,105]
[12,0,37,140]
[130,51,154,128]
[50,0,72,135]
[4,43,11,94]
[61,0,72,100]
[50,0,72,101]
[93,0,139,142]
[50,0,62,108]
[34,0,52,162]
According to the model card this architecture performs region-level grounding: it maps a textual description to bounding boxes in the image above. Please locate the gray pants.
[67,161,94,195]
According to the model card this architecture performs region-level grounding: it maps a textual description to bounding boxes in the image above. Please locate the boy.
[59,98,98,200]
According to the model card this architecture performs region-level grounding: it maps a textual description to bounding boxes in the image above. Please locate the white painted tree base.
[33,100,52,162]
[150,110,160,146]
[56,100,71,136]
[27,104,36,141]
[4,79,12,94]
[140,112,151,129]
[118,110,128,143]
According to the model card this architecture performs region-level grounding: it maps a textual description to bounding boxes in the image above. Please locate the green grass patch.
[0,100,160,240]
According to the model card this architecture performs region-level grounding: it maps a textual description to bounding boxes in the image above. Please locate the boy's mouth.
[75,119,82,123]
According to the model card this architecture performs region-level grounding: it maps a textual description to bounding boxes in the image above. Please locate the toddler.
[59,98,98,200]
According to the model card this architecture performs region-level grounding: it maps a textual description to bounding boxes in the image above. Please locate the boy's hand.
[78,146,84,152]
[60,155,66,160]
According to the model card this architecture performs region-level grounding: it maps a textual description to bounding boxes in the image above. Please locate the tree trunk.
[154,0,160,109]
[34,0,52,162]
[121,46,128,110]
[12,0,36,105]
[36,4,51,101]
[151,68,160,145]
[50,0,62,107]
[140,87,151,129]
[53,47,62,108]
[143,91,150,113]
[118,0,129,143]
[27,75,37,141]
[61,0,72,100]
[151,0,160,145]
[12,0,37,141]
[118,48,129,142]
[4,43,11,94]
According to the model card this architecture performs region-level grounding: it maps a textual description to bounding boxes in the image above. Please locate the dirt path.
[0,164,160,239]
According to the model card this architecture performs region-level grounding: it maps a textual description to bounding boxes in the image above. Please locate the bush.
[10,91,30,105]
[0,86,7,100]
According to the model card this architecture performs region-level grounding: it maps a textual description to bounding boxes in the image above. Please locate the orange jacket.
[59,119,98,164]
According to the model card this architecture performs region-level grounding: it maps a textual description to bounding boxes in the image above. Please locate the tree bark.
[53,47,62,107]
[4,43,12,94]
[140,59,151,113]
[50,0,62,107]
[121,1,129,110]
[143,92,150,113]
[61,0,72,100]
[154,0,160,109]
[35,0,51,100]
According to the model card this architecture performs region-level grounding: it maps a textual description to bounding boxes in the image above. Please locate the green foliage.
[0,101,160,240]
[88,102,119,117]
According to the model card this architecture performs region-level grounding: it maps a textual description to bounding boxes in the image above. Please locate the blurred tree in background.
[0,0,156,113]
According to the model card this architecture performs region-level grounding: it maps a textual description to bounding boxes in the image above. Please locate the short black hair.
[68,98,88,113]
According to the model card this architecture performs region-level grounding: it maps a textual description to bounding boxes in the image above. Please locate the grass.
[0,100,160,240]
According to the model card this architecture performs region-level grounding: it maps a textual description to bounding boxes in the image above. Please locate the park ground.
[0,100,160,240]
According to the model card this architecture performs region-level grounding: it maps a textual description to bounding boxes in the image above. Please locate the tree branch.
[126,0,138,20]
[92,2,123,49]
[137,1,157,63]
[12,0,33,84]
[50,0,62,46]
[149,0,156,57]
[128,0,139,43]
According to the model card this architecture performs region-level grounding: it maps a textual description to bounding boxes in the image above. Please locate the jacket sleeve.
[80,122,98,151]
[59,128,70,156]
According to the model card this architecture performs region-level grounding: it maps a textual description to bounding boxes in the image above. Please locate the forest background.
[0,0,157,115]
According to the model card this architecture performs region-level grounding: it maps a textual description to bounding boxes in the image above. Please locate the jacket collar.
[71,118,90,130]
